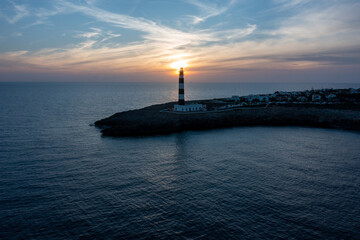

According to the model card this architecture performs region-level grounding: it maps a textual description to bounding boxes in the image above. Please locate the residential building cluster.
[224,88,360,106]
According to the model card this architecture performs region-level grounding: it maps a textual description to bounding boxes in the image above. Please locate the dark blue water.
[1,82,360,239]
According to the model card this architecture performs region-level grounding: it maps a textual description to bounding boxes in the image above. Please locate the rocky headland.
[95,100,360,137]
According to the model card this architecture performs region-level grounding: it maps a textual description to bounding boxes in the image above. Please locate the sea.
[0,82,360,239]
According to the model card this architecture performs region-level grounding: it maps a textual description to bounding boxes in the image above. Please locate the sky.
[0,0,360,82]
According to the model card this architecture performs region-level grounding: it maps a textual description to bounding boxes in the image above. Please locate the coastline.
[94,101,360,137]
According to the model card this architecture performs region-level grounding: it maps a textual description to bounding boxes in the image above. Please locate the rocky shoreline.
[94,101,360,137]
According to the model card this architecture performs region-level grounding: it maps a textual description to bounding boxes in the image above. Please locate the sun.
[170,60,188,70]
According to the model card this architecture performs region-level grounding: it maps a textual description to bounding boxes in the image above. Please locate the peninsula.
[95,88,360,137]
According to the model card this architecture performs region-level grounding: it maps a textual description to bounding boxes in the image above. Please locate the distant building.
[350,88,359,94]
[174,104,204,112]
[326,94,337,100]
[312,94,322,101]
[259,95,269,102]
[231,95,240,101]
[173,67,204,112]
[298,96,307,102]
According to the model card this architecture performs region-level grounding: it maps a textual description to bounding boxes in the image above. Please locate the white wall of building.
[174,104,204,112]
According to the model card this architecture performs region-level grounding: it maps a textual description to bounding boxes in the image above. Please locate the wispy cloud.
[76,27,121,45]
[0,1,29,24]
[185,0,236,24]
[57,0,253,46]
[77,28,102,39]
[11,32,22,37]
[57,1,209,47]
[273,2,360,39]
[273,0,311,9]
[214,24,257,40]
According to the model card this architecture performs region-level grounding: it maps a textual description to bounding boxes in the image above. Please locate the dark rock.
[94,102,360,137]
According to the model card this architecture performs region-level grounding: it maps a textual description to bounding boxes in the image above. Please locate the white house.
[174,104,204,112]
[350,88,359,94]
[298,96,307,102]
[326,94,337,100]
[258,95,269,102]
[312,94,322,101]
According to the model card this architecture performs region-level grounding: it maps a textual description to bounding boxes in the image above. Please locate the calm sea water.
[1,82,360,239]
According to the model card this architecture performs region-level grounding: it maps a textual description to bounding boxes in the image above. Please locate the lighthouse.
[178,67,185,105]
[173,67,204,112]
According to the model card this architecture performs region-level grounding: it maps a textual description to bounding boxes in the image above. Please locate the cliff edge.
[94,102,360,136]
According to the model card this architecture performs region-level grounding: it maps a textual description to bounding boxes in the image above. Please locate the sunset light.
[170,60,188,70]
[0,0,359,82]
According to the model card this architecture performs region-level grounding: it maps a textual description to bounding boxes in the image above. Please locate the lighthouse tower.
[178,67,185,105]
[173,67,204,112]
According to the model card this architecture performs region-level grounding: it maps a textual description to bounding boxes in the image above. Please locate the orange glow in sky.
[0,0,359,82]
[170,60,188,70]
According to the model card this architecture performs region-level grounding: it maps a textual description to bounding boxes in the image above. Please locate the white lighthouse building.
[174,67,204,112]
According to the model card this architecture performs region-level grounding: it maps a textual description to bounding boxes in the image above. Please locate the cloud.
[76,27,121,46]
[273,0,311,9]
[56,0,209,47]
[56,0,253,46]
[78,28,102,39]
[0,1,29,24]
[25,4,71,27]
[0,0,359,81]
[272,2,360,39]
[11,32,22,37]
[128,0,142,15]
[214,24,257,40]
[179,2,360,71]
[220,48,360,67]
[185,0,236,24]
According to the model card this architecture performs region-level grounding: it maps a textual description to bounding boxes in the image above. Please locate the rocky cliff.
[94,102,360,137]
